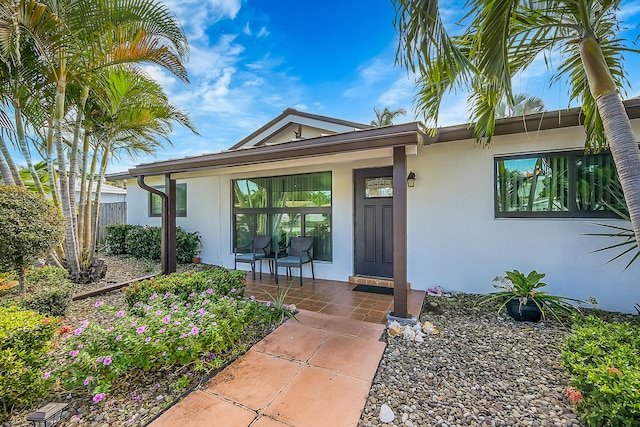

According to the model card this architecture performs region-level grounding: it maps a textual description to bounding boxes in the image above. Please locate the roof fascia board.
[130,123,424,177]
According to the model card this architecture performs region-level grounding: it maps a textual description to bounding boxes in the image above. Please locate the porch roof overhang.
[127,122,428,177]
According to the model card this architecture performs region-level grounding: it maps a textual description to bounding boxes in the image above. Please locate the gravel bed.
[4,255,275,427]
[359,295,583,427]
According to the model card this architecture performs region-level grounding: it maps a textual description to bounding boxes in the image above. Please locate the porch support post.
[165,174,177,274]
[392,146,409,318]
[136,175,177,275]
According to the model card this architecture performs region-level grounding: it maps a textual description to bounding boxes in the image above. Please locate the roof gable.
[229,108,370,150]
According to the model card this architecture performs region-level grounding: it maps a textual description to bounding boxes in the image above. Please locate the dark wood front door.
[354,167,393,278]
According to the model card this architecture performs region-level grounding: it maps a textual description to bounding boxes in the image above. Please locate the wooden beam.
[392,146,408,318]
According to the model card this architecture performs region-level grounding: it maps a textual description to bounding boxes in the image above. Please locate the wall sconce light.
[27,402,68,427]
[407,171,416,188]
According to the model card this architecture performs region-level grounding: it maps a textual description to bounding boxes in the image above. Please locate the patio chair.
[274,236,315,286]
[234,235,271,279]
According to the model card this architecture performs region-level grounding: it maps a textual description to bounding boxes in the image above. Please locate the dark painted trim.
[392,146,409,319]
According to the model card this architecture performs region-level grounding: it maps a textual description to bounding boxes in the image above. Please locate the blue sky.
[17,0,640,173]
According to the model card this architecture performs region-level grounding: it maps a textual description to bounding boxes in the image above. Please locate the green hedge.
[562,316,640,426]
[0,306,57,421]
[105,225,201,263]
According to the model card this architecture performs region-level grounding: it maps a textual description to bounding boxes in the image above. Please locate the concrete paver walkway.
[149,310,386,427]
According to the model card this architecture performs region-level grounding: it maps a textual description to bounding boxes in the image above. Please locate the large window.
[232,172,332,261]
[149,183,187,217]
[495,151,625,218]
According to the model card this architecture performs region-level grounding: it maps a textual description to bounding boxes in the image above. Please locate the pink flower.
[116,311,125,317]
[158,328,166,333]
[81,320,89,328]
[104,355,112,366]
[163,315,171,324]
[43,371,52,380]
[607,367,622,375]
[69,350,79,357]
[191,326,199,335]
[231,288,236,293]
[566,387,583,403]
[93,393,106,403]
[84,376,93,386]
[74,328,84,336]
[116,335,123,341]
[206,288,213,294]
[266,301,271,307]
[95,301,103,307]
[97,356,104,363]
[145,337,152,343]
[136,326,146,334]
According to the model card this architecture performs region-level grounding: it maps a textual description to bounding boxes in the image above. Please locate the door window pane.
[365,177,393,198]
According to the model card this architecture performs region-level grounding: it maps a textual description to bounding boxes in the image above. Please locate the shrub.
[19,284,74,317]
[104,224,134,254]
[126,226,162,260]
[0,186,65,293]
[562,316,640,426]
[1,267,74,316]
[176,230,202,263]
[52,291,272,401]
[0,306,57,420]
[124,268,246,308]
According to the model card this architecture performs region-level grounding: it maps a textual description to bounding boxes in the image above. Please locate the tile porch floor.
[244,274,425,324]
[149,275,426,427]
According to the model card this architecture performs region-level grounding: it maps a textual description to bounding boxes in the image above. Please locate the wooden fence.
[96,202,127,245]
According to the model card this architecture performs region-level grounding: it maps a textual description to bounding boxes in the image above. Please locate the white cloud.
[377,75,415,108]
[257,27,270,38]
[161,0,241,43]
[243,22,252,35]
[618,1,640,21]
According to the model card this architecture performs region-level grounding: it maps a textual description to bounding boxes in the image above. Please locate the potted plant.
[481,269,584,322]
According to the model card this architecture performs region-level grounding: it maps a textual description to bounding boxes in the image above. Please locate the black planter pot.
[506,298,542,322]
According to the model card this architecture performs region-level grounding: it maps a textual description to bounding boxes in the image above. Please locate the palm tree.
[496,93,545,118]
[0,0,193,281]
[371,107,407,126]
[394,0,640,247]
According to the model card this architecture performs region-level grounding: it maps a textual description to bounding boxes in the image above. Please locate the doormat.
[352,284,394,295]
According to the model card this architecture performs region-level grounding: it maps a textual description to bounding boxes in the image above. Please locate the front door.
[354,167,393,278]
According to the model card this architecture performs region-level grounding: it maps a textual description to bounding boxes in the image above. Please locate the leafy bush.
[0,186,65,293]
[126,226,162,260]
[562,316,640,426]
[176,230,202,263]
[1,267,74,316]
[104,224,134,254]
[19,284,73,317]
[0,306,57,420]
[106,225,201,263]
[51,290,275,401]
[124,268,246,307]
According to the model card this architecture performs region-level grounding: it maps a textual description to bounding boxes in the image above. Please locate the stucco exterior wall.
[406,123,640,313]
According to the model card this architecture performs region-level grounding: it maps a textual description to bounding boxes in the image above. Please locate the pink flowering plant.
[124,268,246,306]
[49,286,281,402]
[561,315,640,426]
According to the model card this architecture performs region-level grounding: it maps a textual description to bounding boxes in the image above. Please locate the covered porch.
[244,275,425,324]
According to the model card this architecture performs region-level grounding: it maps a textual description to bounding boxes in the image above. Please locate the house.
[75,181,127,203]
[108,103,640,314]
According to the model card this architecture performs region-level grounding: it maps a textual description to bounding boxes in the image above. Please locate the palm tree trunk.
[0,148,16,185]
[68,86,89,241]
[580,37,640,248]
[596,93,640,248]
[89,146,109,257]
[54,75,81,280]
[14,104,45,195]
[0,137,23,186]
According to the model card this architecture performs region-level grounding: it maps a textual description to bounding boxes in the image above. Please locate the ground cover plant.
[47,268,293,404]
[562,316,640,426]
[0,306,58,421]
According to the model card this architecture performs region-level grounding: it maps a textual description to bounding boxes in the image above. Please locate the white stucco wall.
[406,124,640,313]
[126,120,640,313]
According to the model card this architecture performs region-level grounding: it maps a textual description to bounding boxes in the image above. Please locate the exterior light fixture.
[27,402,68,427]
[407,171,416,187]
